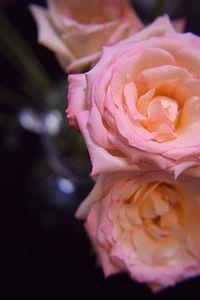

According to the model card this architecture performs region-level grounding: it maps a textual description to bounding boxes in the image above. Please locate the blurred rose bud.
[30,0,143,73]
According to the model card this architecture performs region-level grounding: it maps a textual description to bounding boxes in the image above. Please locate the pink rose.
[30,0,143,73]
[76,171,200,291]
[67,15,200,178]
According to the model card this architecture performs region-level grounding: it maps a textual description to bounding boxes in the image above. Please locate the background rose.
[30,0,143,73]
[67,15,200,178]
[76,171,200,291]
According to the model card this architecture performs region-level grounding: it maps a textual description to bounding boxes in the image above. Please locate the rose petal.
[30,4,75,60]
[124,82,146,120]
[76,110,138,175]
[138,65,192,89]
[137,88,155,116]
[66,74,87,128]
[75,174,106,219]
[174,47,200,77]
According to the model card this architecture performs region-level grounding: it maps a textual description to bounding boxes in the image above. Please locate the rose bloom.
[30,0,143,73]
[76,171,200,291]
[67,15,200,178]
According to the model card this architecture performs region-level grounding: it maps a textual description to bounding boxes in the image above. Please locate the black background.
[1,1,200,299]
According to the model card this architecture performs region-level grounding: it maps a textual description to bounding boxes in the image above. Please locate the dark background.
[1,0,200,299]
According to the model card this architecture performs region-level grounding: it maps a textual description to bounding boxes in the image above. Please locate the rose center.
[140,95,180,142]
[156,96,179,123]
[121,182,186,264]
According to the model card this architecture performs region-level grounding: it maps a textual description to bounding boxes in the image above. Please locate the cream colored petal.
[133,228,179,265]
[174,47,200,77]
[62,22,118,59]
[30,4,75,61]
[124,47,176,82]
[164,97,200,149]
[47,0,65,30]
[146,99,175,133]
[132,228,159,264]
[124,15,176,43]
[154,123,178,143]
[137,88,155,116]
[124,82,146,120]
[66,51,100,73]
[159,96,179,123]
[178,96,200,129]
[175,79,200,105]
[138,65,192,89]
